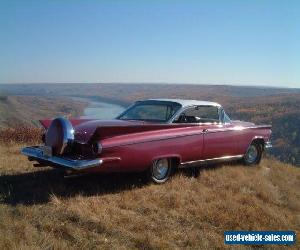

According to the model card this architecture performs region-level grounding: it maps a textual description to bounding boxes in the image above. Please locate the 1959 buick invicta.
[22,99,272,183]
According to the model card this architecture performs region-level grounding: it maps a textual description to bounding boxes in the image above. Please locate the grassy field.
[0,143,299,249]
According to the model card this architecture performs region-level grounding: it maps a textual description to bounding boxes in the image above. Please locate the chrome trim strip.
[179,154,244,168]
[192,125,272,134]
[21,146,102,170]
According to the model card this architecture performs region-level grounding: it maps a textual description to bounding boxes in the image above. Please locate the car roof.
[143,98,221,108]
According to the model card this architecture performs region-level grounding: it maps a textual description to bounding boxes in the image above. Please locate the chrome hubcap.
[246,145,258,163]
[153,159,169,180]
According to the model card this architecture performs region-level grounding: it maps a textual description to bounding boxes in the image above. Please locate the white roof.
[145,98,221,108]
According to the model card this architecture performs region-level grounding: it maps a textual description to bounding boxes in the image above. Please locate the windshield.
[117,101,182,122]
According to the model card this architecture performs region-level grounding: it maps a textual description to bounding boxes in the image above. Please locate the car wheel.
[243,142,262,165]
[150,158,173,183]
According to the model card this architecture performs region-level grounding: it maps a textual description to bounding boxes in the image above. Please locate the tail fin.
[90,124,190,141]
[39,119,52,129]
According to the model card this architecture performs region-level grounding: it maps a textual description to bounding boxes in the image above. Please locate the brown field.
[0,126,42,144]
[0,143,299,249]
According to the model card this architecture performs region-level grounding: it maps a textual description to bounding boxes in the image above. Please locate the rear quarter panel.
[93,126,205,172]
[234,126,272,155]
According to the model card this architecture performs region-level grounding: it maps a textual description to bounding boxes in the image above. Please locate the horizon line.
[0,82,299,89]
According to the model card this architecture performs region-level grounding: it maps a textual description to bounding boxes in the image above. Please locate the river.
[71,97,125,119]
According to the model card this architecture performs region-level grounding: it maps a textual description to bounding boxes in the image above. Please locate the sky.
[0,0,299,88]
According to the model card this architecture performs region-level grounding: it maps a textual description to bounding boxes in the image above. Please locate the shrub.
[0,126,43,144]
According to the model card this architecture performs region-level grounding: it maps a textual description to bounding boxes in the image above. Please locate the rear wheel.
[243,142,263,165]
[150,158,173,184]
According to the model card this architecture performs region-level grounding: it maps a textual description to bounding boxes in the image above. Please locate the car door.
[172,106,206,162]
[173,105,220,162]
[201,107,239,159]
[173,106,240,162]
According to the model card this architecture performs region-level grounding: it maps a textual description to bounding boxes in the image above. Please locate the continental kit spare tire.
[45,117,74,155]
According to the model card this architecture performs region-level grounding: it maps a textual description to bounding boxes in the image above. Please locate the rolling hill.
[0,94,87,128]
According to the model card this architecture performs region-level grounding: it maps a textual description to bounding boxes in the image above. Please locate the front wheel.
[150,158,173,184]
[243,142,263,165]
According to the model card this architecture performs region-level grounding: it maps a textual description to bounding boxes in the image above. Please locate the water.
[71,97,125,120]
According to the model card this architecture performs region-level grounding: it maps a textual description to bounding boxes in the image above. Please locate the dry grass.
[0,126,43,144]
[0,143,299,249]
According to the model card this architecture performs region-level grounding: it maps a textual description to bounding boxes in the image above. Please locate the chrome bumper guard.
[21,146,102,170]
[265,141,272,149]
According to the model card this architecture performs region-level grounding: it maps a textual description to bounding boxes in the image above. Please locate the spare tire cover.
[45,117,74,155]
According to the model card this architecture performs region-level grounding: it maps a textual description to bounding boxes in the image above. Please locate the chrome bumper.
[265,141,272,149]
[21,146,102,170]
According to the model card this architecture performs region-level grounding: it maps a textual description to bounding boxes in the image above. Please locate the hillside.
[0,94,87,128]
[0,143,299,249]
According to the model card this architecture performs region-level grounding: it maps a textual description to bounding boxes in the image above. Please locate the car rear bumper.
[21,146,102,170]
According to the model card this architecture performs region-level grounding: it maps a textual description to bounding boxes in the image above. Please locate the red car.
[22,99,272,183]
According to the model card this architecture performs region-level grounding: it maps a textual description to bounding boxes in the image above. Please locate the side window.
[174,106,220,123]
